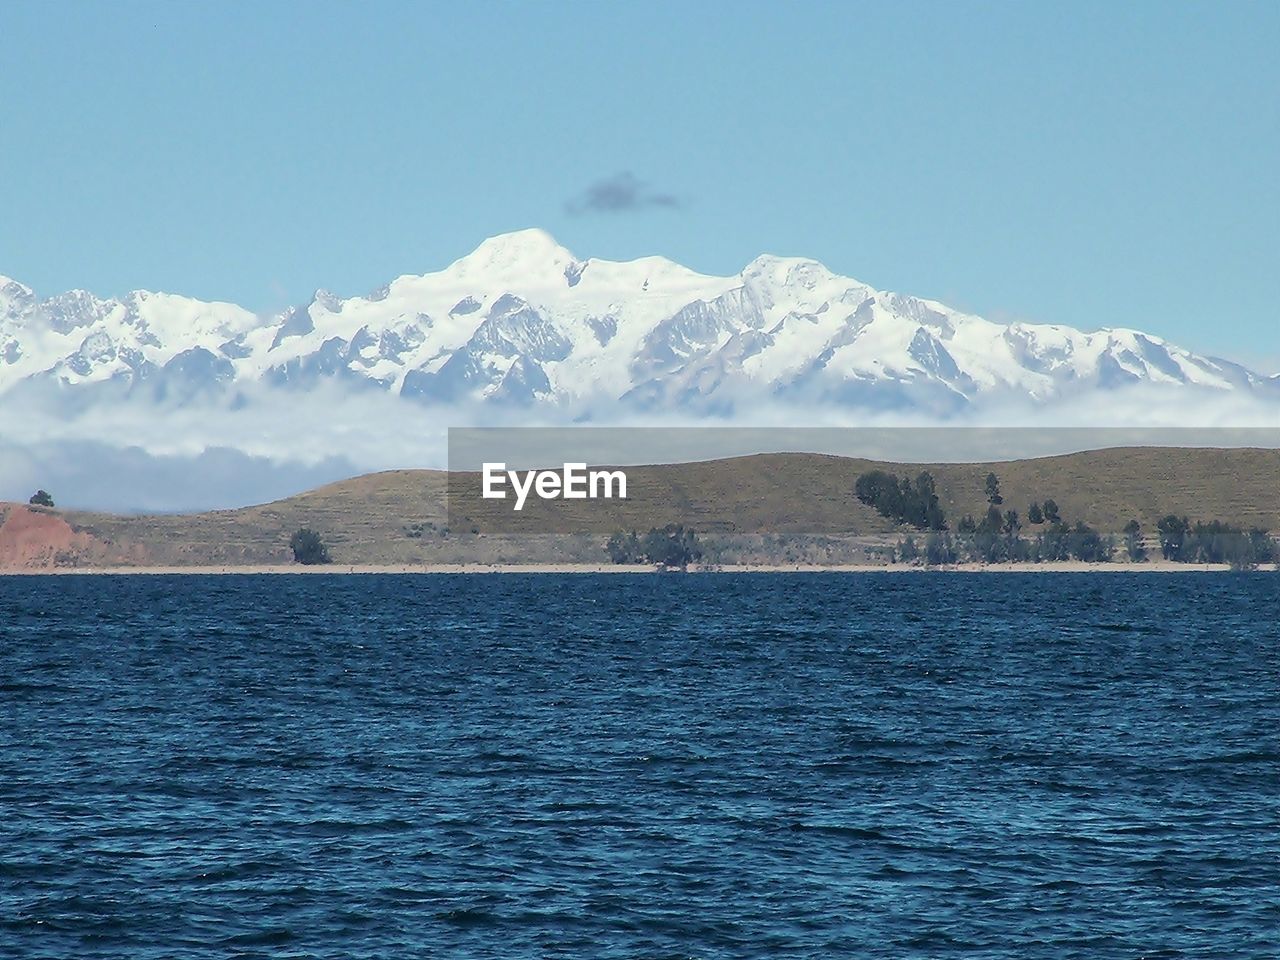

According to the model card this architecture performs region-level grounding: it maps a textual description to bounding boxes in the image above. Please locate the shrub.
[1035,521,1073,562]
[985,472,1003,505]
[1123,519,1148,562]
[1183,522,1274,568]
[290,528,330,565]
[924,531,958,566]
[1067,521,1112,563]
[28,489,54,507]
[1157,515,1190,561]
[606,529,643,564]
[854,470,945,530]
[605,525,702,569]
[642,525,702,569]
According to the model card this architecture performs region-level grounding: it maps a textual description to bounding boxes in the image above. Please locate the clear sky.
[3,0,1277,366]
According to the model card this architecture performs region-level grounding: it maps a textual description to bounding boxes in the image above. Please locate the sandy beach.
[1,561,1271,576]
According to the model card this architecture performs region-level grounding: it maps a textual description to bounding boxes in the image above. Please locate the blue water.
[2,573,1278,958]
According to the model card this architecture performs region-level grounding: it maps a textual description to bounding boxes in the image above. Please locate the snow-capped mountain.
[0,229,1273,415]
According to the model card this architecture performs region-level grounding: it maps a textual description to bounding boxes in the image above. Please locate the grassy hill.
[4,446,1279,568]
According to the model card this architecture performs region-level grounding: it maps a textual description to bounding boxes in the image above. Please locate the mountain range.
[3,228,1275,416]
[2,229,1277,511]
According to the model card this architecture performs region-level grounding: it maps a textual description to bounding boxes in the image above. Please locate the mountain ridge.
[2,229,1273,416]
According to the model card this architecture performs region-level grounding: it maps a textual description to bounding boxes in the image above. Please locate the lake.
[2,572,1278,958]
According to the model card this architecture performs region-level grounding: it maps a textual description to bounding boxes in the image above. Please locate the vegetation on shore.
[869,469,1277,570]
[290,528,331,565]
[606,525,703,569]
[12,450,1280,570]
[1153,517,1275,568]
[853,471,946,530]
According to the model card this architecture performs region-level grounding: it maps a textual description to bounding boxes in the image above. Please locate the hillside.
[3,446,1279,569]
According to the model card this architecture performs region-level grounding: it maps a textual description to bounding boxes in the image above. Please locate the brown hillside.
[4,446,1278,569]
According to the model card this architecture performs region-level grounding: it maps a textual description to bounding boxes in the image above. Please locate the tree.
[1036,521,1072,562]
[998,510,1030,561]
[854,470,946,530]
[854,470,904,519]
[1156,515,1190,561]
[1123,519,1147,562]
[924,531,958,566]
[1248,529,1276,566]
[985,472,1003,505]
[641,524,702,569]
[898,535,920,563]
[1182,521,1275,568]
[1042,499,1061,524]
[290,528,330,565]
[910,472,947,530]
[970,506,1008,563]
[28,489,54,507]
[1027,502,1044,525]
[606,529,643,564]
[605,525,702,568]
[1067,521,1111,563]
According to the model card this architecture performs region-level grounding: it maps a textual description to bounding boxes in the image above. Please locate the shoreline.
[1,561,1272,576]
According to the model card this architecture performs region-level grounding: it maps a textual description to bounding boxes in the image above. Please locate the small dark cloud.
[565,172,683,216]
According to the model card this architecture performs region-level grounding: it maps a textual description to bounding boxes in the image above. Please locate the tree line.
[606,525,703,569]
[1153,517,1275,568]
[858,469,1276,568]
[854,470,946,530]
[897,508,1114,565]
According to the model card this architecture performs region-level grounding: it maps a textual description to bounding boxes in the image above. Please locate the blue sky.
[3,0,1277,366]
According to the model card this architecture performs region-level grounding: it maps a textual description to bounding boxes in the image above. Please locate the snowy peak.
[474,226,574,261]
[0,276,35,308]
[742,254,837,288]
[445,228,580,283]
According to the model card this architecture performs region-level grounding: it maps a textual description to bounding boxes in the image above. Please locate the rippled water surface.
[2,572,1279,958]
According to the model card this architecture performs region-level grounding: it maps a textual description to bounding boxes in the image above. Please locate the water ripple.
[1,571,1278,958]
